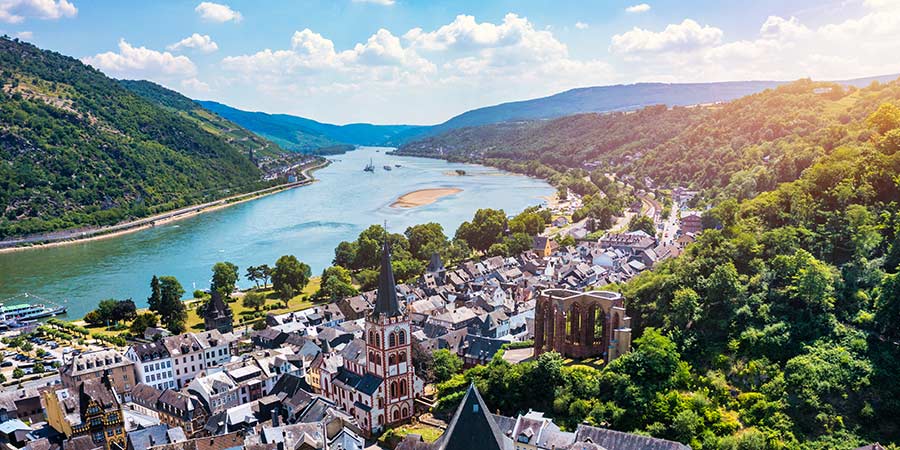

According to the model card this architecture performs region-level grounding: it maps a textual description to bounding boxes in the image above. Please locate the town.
[0,189,707,450]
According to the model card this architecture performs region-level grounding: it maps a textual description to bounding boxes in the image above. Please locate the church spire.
[372,239,402,318]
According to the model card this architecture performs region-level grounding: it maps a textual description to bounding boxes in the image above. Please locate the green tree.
[503,232,533,256]
[317,266,358,301]
[487,242,508,257]
[129,312,159,336]
[432,349,463,383]
[245,265,262,288]
[148,275,161,313]
[874,271,900,341]
[242,291,266,311]
[455,208,507,252]
[405,222,448,261]
[12,368,23,379]
[866,102,900,134]
[628,214,656,237]
[211,261,239,297]
[272,255,311,301]
[509,211,546,236]
[333,241,359,268]
[111,299,137,323]
[259,264,273,288]
[33,362,44,374]
[150,276,187,332]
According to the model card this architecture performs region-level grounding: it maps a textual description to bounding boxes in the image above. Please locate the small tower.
[426,251,445,274]
[365,241,415,429]
[202,291,234,333]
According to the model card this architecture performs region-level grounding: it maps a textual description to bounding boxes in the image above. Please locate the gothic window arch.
[389,354,397,365]
[398,330,406,345]
[393,408,400,421]
[401,406,409,418]
[399,380,408,397]
[368,351,376,364]
[368,330,375,345]
[398,351,407,364]
[390,381,398,398]
[389,332,397,347]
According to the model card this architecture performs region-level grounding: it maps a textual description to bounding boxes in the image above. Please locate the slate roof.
[126,424,186,450]
[130,341,170,361]
[269,373,312,398]
[131,383,162,408]
[79,378,118,411]
[432,384,511,450]
[334,367,383,396]
[372,241,402,318]
[574,423,690,450]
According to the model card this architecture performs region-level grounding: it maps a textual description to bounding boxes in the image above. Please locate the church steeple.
[372,240,402,318]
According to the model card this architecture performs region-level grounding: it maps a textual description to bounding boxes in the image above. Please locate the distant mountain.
[0,37,265,239]
[198,100,423,152]
[397,76,900,195]
[404,74,900,140]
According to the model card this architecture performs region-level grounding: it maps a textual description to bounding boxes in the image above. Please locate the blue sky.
[2,0,897,124]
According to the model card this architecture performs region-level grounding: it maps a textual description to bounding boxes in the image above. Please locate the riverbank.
[0,159,330,254]
[391,188,463,208]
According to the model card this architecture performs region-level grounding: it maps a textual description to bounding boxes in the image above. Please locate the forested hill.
[0,37,264,239]
[198,100,423,152]
[398,77,900,200]
[119,80,286,160]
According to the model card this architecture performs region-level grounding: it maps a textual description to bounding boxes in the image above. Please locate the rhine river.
[0,147,553,319]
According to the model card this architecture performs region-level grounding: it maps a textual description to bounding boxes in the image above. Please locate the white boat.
[1,302,67,321]
[0,293,67,324]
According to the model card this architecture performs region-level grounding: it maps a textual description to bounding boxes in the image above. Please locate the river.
[0,147,553,319]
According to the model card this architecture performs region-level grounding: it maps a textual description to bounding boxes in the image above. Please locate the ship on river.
[0,294,67,327]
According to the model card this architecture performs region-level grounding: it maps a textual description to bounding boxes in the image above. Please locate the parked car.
[1,361,12,367]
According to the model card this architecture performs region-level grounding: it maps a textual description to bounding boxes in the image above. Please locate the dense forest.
[428,96,900,448]
[398,78,900,203]
[119,80,286,160]
[0,37,272,239]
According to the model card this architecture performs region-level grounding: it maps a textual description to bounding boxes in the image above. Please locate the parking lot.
[0,325,107,383]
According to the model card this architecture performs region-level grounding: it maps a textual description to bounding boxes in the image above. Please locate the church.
[317,241,423,437]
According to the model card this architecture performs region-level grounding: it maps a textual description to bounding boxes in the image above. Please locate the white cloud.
[83,39,197,80]
[216,13,615,123]
[759,16,809,40]
[167,33,219,53]
[625,3,651,13]
[0,0,76,24]
[610,19,723,54]
[180,77,210,93]
[352,0,395,5]
[575,21,588,30]
[195,2,242,23]
[608,1,900,86]
[15,30,32,39]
